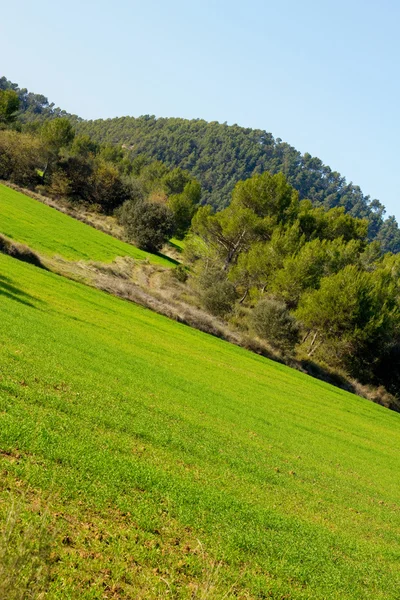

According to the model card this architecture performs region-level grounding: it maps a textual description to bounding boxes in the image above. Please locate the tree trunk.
[307,331,318,355]
[308,340,322,357]
[238,289,248,304]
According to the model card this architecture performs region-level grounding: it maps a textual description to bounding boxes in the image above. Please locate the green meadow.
[0,184,173,266]
[1,252,400,599]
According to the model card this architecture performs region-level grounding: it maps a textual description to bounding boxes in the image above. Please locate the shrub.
[171,264,188,283]
[119,200,175,252]
[0,130,43,188]
[47,169,72,198]
[251,296,299,352]
[202,280,237,317]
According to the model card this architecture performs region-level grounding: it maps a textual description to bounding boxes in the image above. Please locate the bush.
[47,169,72,198]
[171,264,188,283]
[90,160,131,213]
[202,280,237,317]
[0,130,43,188]
[251,296,299,352]
[119,200,175,252]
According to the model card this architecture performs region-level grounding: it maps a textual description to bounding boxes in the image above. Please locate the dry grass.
[299,356,400,412]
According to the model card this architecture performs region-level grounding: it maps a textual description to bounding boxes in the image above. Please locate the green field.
[1,252,400,599]
[0,184,174,266]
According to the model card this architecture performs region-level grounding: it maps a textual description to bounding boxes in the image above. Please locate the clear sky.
[1,0,399,219]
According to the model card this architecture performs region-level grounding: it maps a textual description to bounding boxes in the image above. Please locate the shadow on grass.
[167,241,183,254]
[0,235,49,271]
[0,274,41,309]
[300,357,357,394]
[154,250,179,266]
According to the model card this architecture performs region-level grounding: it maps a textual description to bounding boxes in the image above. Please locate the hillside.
[75,117,400,253]
[1,77,400,597]
[1,251,400,599]
[1,75,399,253]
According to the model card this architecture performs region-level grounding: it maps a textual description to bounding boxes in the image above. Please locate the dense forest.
[1,75,400,253]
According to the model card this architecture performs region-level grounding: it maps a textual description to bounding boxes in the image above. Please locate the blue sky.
[1,0,399,219]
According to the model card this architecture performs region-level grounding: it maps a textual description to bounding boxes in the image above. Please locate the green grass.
[1,253,400,599]
[0,183,174,266]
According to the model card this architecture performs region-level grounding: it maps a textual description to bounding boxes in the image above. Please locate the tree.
[6,75,397,247]
[191,203,264,270]
[296,266,371,359]
[40,118,75,182]
[0,130,43,187]
[41,118,75,155]
[0,90,19,125]
[90,161,130,213]
[296,201,368,243]
[54,154,93,202]
[70,134,98,157]
[295,265,400,379]
[162,167,191,195]
[270,238,362,308]
[230,239,284,300]
[168,180,201,239]
[231,171,299,224]
[139,160,169,194]
[119,200,175,252]
[376,215,400,254]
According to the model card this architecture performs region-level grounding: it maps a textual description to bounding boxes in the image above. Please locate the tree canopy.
[2,75,399,252]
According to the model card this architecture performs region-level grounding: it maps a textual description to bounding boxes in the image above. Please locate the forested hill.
[2,75,400,252]
[74,118,400,253]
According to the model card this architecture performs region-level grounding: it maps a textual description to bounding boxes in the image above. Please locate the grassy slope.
[0,183,173,266]
[1,253,400,599]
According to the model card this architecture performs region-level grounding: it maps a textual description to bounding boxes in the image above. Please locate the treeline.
[0,76,79,124]
[186,171,400,399]
[1,75,399,254]
[0,88,199,250]
[76,116,400,254]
